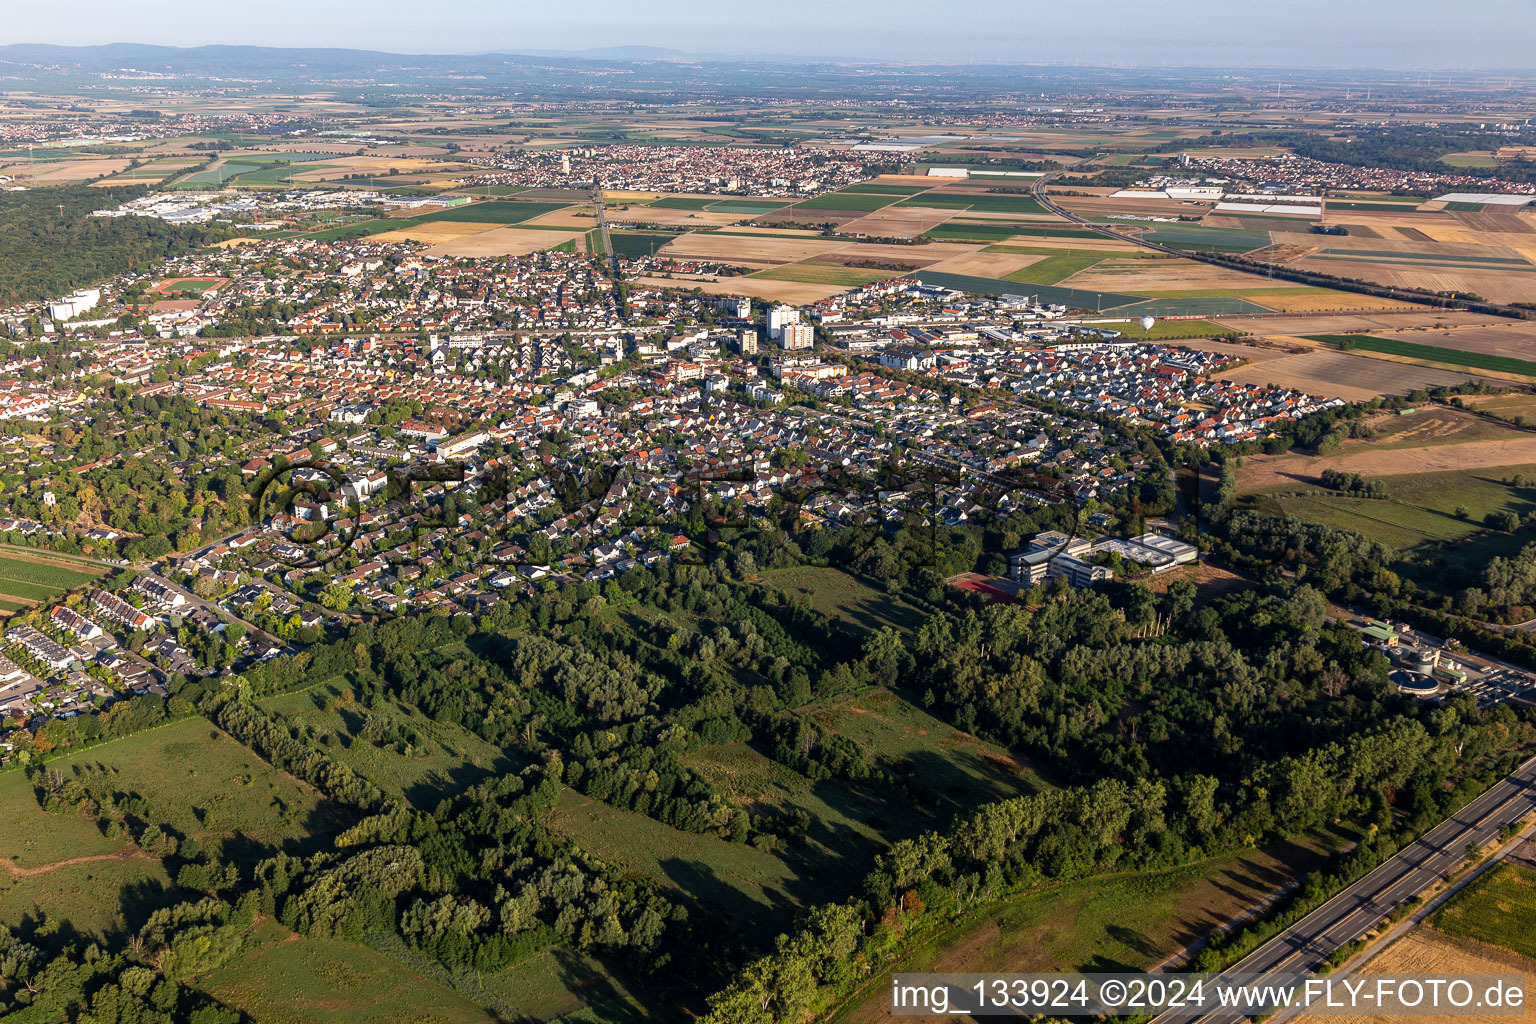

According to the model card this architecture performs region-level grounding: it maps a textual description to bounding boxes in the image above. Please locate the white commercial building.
[48,288,101,322]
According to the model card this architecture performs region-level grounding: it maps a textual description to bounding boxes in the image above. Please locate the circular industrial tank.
[1405,649,1436,674]
[1391,670,1439,696]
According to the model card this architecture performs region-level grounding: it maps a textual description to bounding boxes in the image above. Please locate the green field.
[232,163,336,186]
[707,199,790,213]
[923,222,1071,243]
[844,184,931,195]
[1326,200,1425,211]
[0,851,175,938]
[1142,225,1271,254]
[0,717,334,937]
[175,161,263,187]
[1252,461,1536,581]
[0,553,101,604]
[1431,862,1536,958]
[68,716,336,850]
[261,679,518,808]
[750,264,886,286]
[1003,252,1109,285]
[1309,334,1536,378]
[199,919,498,1024]
[303,217,419,241]
[649,196,716,210]
[417,201,570,224]
[898,193,1048,215]
[550,789,805,922]
[757,566,923,634]
[1440,153,1501,169]
[607,231,678,259]
[794,192,899,212]
[911,269,1141,310]
[1114,296,1274,316]
[1103,318,1239,340]
[474,945,655,1023]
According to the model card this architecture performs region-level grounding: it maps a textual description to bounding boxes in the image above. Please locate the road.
[592,188,617,275]
[1027,165,1532,321]
[1154,752,1536,1024]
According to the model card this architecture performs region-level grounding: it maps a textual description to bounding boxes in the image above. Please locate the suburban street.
[1153,753,1536,1023]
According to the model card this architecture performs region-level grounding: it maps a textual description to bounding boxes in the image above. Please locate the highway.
[1154,752,1536,1023]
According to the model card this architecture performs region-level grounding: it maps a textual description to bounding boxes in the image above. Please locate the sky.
[11,0,1536,68]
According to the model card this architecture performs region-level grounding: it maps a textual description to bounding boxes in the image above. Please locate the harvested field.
[1290,928,1536,1024]
[1292,259,1536,305]
[1251,290,1421,313]
[2,158,132,182]
[1065,258,1273,292]
[1219,349,1489,403]
[1237,433,1536,492]
[609,207,752,228]
[370,221,498,244]
[426,227,583,257]
[921,250,1046,278]
[629,274,844,305]
[659,232,846,265]
[837,240,976,262]
[838,205,958,237]
[1370,323,1536,361]
[1216,311,1501,336]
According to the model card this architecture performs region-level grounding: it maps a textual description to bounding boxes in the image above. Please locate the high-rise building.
[766,304,799,339]
[780,323,814,350]
[738,329,759,355]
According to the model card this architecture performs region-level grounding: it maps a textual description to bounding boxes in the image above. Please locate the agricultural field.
[1218,349,1492,403]
[425,226,587,257]
[1431,862,1536,959]
[173,160,264,187]
[416,200,570,224]
[750,263,886,286]
[1289,927,1536,1024]
[1310,334,1536,379]
[792,191,900,213]
[0,552,104,607]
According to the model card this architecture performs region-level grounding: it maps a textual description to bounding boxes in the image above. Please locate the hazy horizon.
[7,0,1536,70]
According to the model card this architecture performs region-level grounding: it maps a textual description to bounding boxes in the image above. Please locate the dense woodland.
[0,186,224,306]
